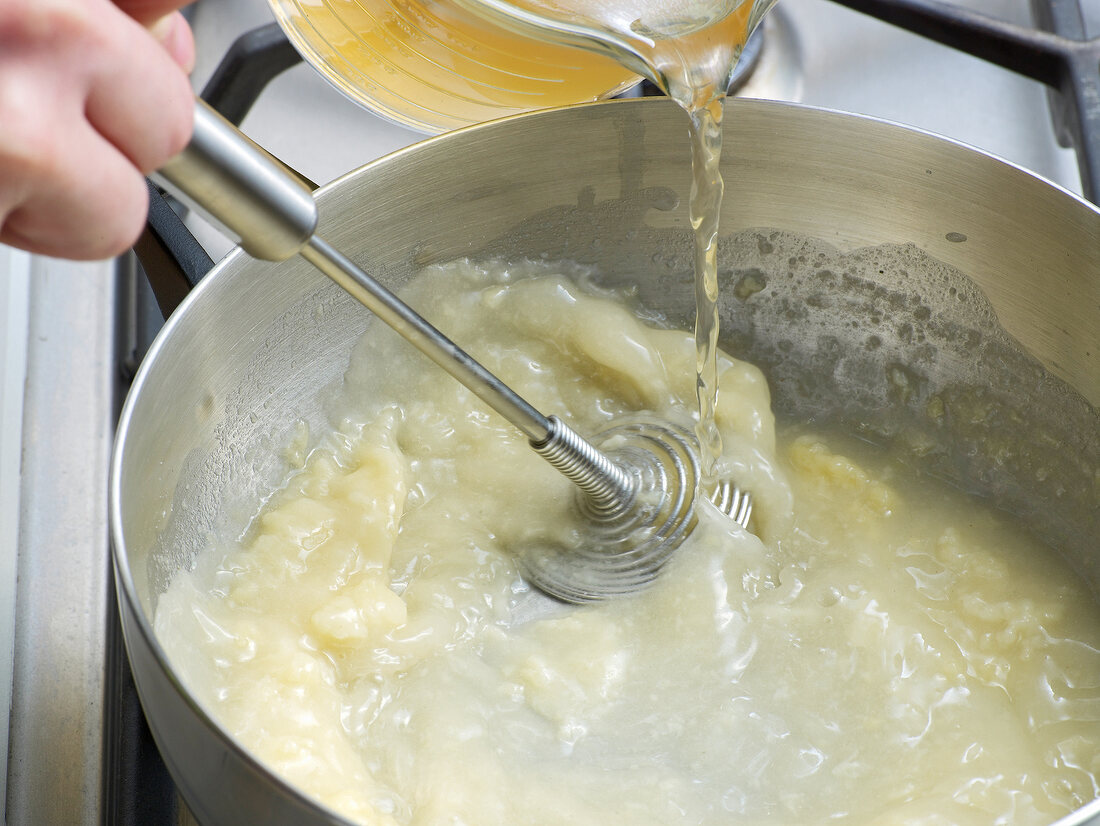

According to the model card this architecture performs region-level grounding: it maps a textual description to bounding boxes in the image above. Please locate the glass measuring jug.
[267,0,776,133]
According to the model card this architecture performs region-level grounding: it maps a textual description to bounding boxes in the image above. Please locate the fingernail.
[150,12,197,75]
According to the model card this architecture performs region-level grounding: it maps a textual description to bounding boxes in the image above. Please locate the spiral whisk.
[524,417,751,602]
[155,100,753,603]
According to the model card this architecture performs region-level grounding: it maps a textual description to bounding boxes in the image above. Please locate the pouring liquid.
[618,2,762,486]
[634,5,757,482]
[273,0,769,483]
[482,0,763,483]
[688,102,725,485]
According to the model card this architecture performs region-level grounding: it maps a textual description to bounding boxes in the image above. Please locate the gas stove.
[1,0,1097,823]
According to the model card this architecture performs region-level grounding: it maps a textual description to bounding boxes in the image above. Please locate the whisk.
[153,100,752,603]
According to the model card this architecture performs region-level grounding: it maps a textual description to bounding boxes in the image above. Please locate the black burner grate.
[831,0,1100,201]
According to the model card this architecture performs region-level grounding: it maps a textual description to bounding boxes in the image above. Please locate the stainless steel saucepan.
[110,98,1100,826]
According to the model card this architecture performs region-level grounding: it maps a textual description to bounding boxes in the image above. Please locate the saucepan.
[110,97,1099,826]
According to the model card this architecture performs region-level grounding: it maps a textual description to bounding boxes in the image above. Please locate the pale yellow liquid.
[489,0,760,478]
[156,261,1100,825]
[661,6,762,485]
[272,0,764,473]
[586,0,757,482]
[269,0,641,132]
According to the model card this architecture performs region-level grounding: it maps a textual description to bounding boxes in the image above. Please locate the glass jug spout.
[455,0,780,107]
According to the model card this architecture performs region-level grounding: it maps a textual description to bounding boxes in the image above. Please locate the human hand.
[0,0,195,260]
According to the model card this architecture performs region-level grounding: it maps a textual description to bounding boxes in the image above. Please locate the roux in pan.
[157,260,1100,825]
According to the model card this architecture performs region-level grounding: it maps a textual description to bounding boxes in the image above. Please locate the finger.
[84,1,194,174]
[0,0,194,258]
[0,122,150,260]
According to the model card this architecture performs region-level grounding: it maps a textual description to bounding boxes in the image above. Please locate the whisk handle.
[152,99,317,262]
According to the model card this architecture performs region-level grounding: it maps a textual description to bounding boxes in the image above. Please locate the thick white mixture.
[156,261,1100,825]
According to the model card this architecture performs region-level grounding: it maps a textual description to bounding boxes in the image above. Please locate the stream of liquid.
[606,1,760,483]
[485,0,764,482]
[278,0,768,483]
[686,100,727,485]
